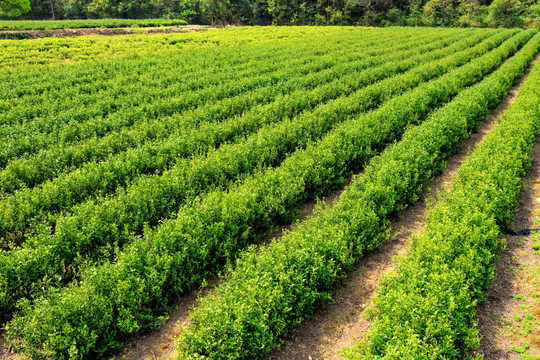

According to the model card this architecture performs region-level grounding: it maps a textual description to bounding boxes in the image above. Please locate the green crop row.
[0,32,378,167]
[0,30,411,161]
[0,29,478,243]
[3,29,532,360]
[0,28,388,128]
[0,18,188,30]
[0,29,457,195]
[343,35,540,360]
[178,31,540,360]
[0,31,351,101]
[0,26,407,68]
[0,28,491,323]
[0,30,428,172]
[0,27,406,94]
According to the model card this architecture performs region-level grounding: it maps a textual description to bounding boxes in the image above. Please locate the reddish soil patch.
[0,331,17,360]
[113,286,213,360]
[0,25,210,39]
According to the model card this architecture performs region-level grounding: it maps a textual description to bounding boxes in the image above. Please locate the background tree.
[523,0,539,26]
[486,0,523,26]
[423,0,459,26]
[251,0,271,24]
[457,0,484,26]
[2,0,540,29]
[0,0,30,15]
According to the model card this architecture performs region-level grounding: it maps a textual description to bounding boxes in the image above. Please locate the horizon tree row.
[1,0,539,28]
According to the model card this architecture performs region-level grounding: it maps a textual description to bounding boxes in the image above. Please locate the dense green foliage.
[2,28,464,317]
[0,0,30,16]
[0,18,187,29]
[3,27,535,359]
[0,26,349,67]
[178,30,540,360]
[0,0,539,28]
[345,33,540,360]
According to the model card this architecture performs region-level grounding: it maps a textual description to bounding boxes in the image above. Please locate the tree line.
[0,0,539,30]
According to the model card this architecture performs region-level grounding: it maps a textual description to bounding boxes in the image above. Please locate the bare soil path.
[0,25,211,39]
[473,138,540,360]
[473,56,540,360]
[474,127,540,358]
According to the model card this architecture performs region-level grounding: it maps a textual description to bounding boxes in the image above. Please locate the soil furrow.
[473,137,540,360]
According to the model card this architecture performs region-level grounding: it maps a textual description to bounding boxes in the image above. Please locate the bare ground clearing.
[0,25,211,39]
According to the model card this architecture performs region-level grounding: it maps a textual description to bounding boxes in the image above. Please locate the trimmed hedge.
[4,30,534,360]
[0,29,497,320]
[344,34,540,360]
[0,29,472,241]
[178,31,540,360]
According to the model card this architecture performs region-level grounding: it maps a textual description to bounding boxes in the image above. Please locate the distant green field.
[0,26,329,67]
[0,18,187,30]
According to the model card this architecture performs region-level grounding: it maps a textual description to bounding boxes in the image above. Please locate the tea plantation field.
[1,26,539,359]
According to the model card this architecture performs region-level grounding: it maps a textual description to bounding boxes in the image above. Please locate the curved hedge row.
[0,29,467,196]
[0,29,482,243]
[0,27,405,96]
[343,34,540,360]
[3,29,532,360]
[178,30,540,360]
[0,28,494,322]
[1,29,383,129]
[1,35,369,167]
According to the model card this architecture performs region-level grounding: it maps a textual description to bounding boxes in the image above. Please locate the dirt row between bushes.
[473,135,540,360]
[0,25,211,39]
[474,57,540,359]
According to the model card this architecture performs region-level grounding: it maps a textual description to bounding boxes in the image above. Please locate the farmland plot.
[0,26,539,359]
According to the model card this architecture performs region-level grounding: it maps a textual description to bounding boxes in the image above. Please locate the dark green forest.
[1,0,539,29]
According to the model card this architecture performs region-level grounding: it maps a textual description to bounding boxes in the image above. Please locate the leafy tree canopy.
[0,0,30,16]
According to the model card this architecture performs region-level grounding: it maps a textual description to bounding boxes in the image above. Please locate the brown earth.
[473,55,540,360]
[0,25,211,39]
